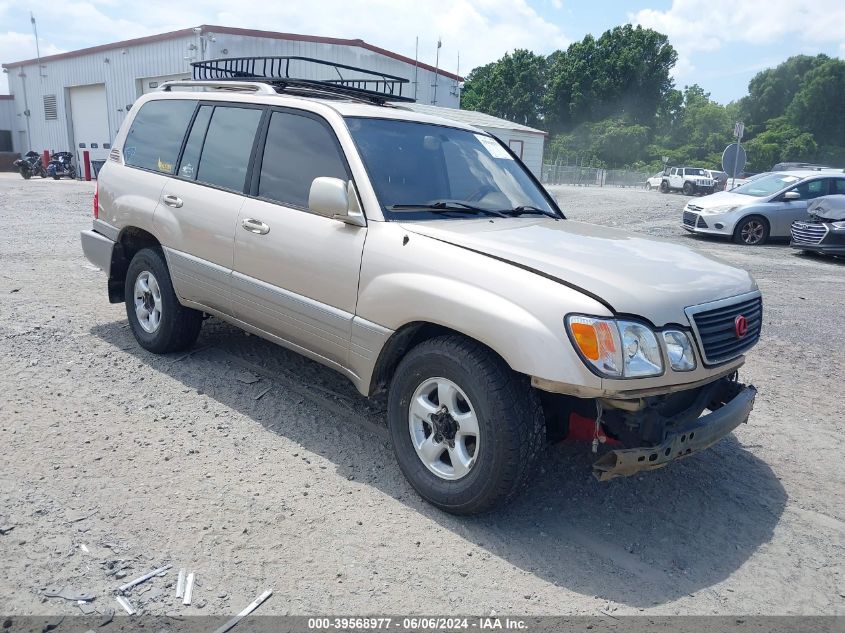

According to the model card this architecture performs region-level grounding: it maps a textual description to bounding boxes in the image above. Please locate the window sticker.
[157,157,173,173]
[474,134,512,160]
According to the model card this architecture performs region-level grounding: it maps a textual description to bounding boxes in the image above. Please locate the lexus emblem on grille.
[734,315,749,338]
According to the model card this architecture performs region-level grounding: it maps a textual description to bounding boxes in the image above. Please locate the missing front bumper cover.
[592,383,757,481]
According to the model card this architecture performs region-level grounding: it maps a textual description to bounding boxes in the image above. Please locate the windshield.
[732,173,801,197]
[345,117,558,220]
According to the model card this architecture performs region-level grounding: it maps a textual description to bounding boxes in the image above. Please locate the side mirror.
[783,190,801,201]
[308,177,366,226]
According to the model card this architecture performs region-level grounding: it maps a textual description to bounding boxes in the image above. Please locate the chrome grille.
[687,204,703,212]
[791,221,827,245]
[687,293,762,365]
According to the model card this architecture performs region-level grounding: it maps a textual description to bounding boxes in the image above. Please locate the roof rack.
[190,56,414,104]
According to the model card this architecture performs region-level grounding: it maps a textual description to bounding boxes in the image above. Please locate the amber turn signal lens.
[570,322,599,360]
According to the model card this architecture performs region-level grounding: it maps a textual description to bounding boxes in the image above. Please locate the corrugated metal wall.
[5,30,459,156]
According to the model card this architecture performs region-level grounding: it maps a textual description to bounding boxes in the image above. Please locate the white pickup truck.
[661,167,716,196]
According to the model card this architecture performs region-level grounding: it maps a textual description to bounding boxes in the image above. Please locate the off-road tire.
[125,247,202,353]
[387,335,545,515]
[733,215,770,246]
[682,181,695,196]
[660,180,669,193]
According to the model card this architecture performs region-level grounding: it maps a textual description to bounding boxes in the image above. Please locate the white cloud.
[631,0,845,80]
[1,0,570,93]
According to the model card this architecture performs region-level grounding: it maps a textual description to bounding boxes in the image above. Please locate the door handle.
[162,194,183,208]
[241,218,270,235]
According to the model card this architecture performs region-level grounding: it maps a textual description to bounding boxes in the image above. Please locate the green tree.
[543,25,677,133]
[743,117,818,170]
[740,55,831,129]
[786,58,845,149]
[460,50,547,127]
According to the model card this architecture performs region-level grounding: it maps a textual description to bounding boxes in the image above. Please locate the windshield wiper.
[388,201,507,217]
[497,205,560,220]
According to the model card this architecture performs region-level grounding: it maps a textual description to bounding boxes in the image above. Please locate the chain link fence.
[541,163,651,188]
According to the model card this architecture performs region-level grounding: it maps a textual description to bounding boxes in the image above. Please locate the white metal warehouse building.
[1,25,545,175]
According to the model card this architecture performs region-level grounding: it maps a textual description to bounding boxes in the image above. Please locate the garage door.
[69,84,111,168]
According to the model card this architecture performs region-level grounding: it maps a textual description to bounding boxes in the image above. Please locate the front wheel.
[20,168,31,180]
[733,215,770,245]
[125,248,202,353]
[387,335,545,515]
[682,181,694,196]
[645,183,652,191]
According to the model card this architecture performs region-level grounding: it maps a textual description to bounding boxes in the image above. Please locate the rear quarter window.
[122,99,197,174]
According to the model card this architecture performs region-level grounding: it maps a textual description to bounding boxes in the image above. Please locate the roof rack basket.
[190,56,414,104]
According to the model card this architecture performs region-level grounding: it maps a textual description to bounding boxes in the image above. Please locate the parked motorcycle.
[12,151,48,179]
[47,151,77,180]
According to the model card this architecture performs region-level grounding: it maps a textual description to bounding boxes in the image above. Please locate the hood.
[692,190,756,208]
[400,218,757,326]
[808,195,845,221]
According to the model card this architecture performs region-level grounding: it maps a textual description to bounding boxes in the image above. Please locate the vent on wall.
[43,95,58,120]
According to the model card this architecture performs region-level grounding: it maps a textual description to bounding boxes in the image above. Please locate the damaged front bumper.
[593,380,757,481]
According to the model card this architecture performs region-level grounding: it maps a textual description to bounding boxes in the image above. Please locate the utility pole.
[19,71,32,150]
[413,36,419,101]
[431,37,441,105]
[731,121,745,189]
[30,13,45,79]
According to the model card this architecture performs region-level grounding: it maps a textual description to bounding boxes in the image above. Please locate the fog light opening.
[714,222,724,229]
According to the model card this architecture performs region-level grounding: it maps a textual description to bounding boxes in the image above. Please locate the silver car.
[80,58,763,514]
[682,170,845,245]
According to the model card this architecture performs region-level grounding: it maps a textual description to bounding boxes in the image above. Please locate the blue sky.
[2,0,843,103]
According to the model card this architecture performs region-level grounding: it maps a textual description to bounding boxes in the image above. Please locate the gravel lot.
[1,174,842,618]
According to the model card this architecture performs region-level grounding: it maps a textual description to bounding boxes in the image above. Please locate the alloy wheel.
[408,377,479,480]
[740,220,765,244]
[133,271,163,333]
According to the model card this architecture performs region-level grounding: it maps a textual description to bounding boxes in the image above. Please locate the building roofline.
[1,24,464,82]
[0,94,13,100]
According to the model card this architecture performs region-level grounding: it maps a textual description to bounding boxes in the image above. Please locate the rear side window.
[258,111,349,208]
[177,105,213,180]
[832,179,845,195]
[196,106,263,192]
[123,100,196,174]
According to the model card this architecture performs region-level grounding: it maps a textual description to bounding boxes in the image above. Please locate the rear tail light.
[93,183,99,219]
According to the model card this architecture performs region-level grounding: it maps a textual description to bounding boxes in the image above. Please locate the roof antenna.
[432,37,441,105]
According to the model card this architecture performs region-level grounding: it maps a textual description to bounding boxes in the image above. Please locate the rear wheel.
[125,248,202,353]
[645,182,652,191]
[682,181,694,196]
[733,215,770,245]
[387,335,545,515]
[20,168,31,180]
[660,180,669,193]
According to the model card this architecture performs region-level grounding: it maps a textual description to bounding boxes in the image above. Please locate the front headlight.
[831,221,845,230]
[700,204,738,215]
[662,330,697,371]
[565,316,664,379]
[618,321,663,377]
